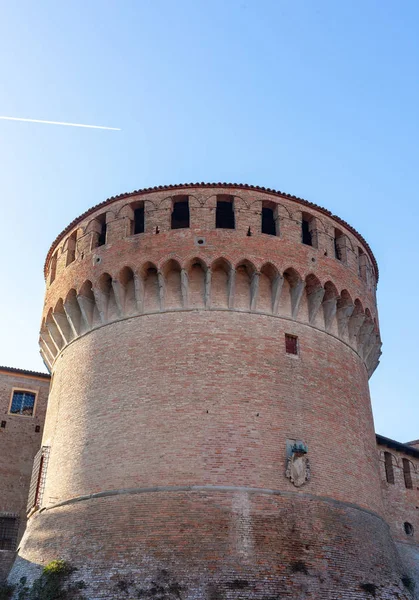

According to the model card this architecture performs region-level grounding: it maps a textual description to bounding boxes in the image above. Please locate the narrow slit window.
[171,196,190,229]
[262,207,276,235]
[97,215,107,247]
[216,195,235,229]
[384,452,395,484]
[133,206,145,235]
[402,458,413,489]
[285,334,298,355]
[0,516,19,550]
[302,217,312,246]
[10,391,36,416]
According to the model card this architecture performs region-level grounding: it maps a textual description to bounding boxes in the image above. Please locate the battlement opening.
[66,231,77,266]
[216,195,235,229]
[171,196,190,229]
[132,202,145,235]
[96,214,107,247]
[301,213,317,248]
[334,228,346,262]
[261,202,277,236]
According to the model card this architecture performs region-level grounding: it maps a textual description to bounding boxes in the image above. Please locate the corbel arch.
[210,258,233,309]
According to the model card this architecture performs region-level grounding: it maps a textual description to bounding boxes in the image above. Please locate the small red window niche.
[285,334,298,355]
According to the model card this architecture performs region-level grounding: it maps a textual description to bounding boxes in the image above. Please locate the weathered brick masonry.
[6,184,418,598]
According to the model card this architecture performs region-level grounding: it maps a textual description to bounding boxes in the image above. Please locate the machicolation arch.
[40,256,381,376]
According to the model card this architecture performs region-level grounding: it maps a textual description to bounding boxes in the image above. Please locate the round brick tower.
[9,184,411,598]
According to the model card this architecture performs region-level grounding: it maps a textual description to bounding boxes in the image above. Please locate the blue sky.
[0,0,417,442]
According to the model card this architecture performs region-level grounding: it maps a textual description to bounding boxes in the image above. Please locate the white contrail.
[0,116,121,131]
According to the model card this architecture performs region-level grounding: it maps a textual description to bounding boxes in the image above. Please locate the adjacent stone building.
[0,367,50,580]
[2,183,418,598]
[377,435,419,594]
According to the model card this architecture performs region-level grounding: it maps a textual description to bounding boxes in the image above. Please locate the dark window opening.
[285,334,298,355]
[1,421,5,428]
[358,247,367,281]
[171,197,190,229]
[404,522,414,536]
[35,425,40,433]
[10,391,36,416]
[302,219,312,246]
[384,452,395,484]
[97,215,107,247]
[262,207,276,235]
[216,196,235,229]
[334,229,346,262]
[403,458,413,489]
[133,207,145,235]
[0,516,19,551]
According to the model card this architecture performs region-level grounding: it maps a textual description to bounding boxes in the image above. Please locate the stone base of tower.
[8,490,413,599]
[395,542,419,597]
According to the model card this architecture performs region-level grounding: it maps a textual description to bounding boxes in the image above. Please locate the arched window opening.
[49,253,57,284]
[261,203,277,236]
[171,196,190,229]
[66,231,77,266]
[358,247,367,282]
[384,452,395,484]
[402,458,413,489]
[131,202,145,235]
[334,229,346,262]
[216,195,235,229]
[301,213,317,247]
[95,214,107,247]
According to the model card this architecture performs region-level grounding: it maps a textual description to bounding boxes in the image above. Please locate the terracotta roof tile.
[0,365,51,379]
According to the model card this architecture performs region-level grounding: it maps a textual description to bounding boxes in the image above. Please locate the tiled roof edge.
[0,366,51,379]
[376,434,419,458]
[43,182,379,281]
